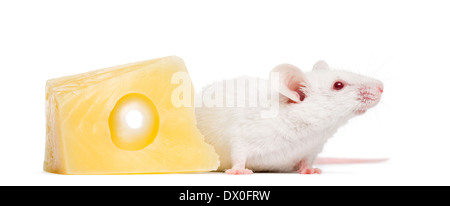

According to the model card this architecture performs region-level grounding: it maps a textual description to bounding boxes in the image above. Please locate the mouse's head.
[272,61,383,119]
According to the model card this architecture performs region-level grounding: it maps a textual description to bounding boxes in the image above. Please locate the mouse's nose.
[376,82,384,93]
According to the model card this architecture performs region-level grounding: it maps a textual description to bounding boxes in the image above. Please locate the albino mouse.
[195,60,384,174]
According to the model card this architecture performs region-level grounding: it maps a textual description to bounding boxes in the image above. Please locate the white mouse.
[195,60,384,174]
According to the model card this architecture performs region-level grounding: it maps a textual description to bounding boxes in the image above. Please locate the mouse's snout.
[355,81,383,115]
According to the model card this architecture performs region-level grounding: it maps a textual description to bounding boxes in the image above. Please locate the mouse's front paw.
[298,168,322,174]
[225,168,254,175]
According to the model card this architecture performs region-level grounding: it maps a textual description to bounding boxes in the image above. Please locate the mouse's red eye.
[333,81,345,90]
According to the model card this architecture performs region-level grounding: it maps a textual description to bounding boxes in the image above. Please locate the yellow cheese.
[44,56,219,174]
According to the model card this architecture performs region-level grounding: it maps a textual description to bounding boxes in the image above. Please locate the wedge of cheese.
[45,56,219,174]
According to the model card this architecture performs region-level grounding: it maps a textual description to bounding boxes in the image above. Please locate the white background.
[1,0,449,186]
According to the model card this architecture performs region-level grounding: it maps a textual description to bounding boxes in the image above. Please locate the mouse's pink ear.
[313,60,330,71]
[270,64,307,103]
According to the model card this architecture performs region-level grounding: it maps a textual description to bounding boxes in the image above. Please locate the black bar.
[0,186,447,204]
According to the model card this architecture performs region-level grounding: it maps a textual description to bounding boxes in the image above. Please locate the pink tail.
[314,157,388,165]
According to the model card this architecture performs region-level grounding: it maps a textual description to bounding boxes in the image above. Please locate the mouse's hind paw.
[225,168,254,175]
[298,168,322,174]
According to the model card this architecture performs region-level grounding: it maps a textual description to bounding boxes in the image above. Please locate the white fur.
[195,61,383,173]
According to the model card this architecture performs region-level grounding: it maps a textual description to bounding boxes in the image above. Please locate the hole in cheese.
[126,110,144,129]
[108,93,159,151]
